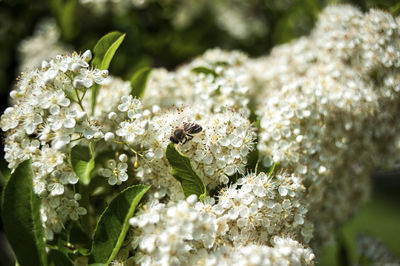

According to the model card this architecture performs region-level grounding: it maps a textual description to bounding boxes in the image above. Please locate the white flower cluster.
[142,48,253,117]
[356,235,400,265]
[165,0,268,40]
[111,100,255,199]
[1,50,107,239]
[312,6,400,71]
[251,5,400,248]
[130,192,315,266]
[130,195,218,265]
[205,172,313,246]
[18,19,71,72]
[194,238,315,266]
[83,76,131,122]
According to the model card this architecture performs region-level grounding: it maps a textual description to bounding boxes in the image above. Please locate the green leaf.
[0,158,11,210]
[390,2,400,16]
[59,0,76,40]
[268,161,280,177]
[90,185,149,264]
[130,67,152,98]
[191,66,217,77]
[166,143,206,201]
[48,249,73,266]
[47,0,76,41]
[2,160,47,266]
[336,231,350,266]
[70,145,95,186]
[0,157,11,186]
[91,31,126,70]
[91,31,126,114]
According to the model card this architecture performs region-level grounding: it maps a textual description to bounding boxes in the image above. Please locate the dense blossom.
[2,4,400,265]
[252,6,400,248]
[142,48,252,116]
[192,238,315,266]
[131,194,315,266]
[110,98,256,199]
[204,172,313,246]
[130,195,218,265]
[1,50,105,239]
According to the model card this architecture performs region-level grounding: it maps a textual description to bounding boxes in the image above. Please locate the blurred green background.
[0,0,400,265]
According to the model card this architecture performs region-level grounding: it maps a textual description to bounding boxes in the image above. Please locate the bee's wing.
[187,123,202,134]
[183,122,192,131]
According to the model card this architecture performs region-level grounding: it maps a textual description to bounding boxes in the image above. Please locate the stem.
[112,140,144,157]
[70,136,85,143]
[74,88,85,112]
[64,71,86,112]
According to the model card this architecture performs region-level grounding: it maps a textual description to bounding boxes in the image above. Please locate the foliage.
[166,143,206,201]
[2,160,47,266]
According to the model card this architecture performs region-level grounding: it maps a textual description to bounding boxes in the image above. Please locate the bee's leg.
[182,136,188,144]
[187,134,194,140]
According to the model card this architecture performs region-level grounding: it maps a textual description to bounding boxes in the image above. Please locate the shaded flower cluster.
[18,19,71,72]
[251,5,400,248]
[1,50,106,239]
[142,48,252,116]
[78,0,268,40]
[356,235,400,265]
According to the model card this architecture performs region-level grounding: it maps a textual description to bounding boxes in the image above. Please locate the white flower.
[0,107,20,131]
[73,68,108,88]
[99,159,129,185]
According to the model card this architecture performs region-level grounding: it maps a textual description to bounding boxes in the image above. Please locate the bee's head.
[170,136,179,144]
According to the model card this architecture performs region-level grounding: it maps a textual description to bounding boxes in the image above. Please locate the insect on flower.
[170,122,203,144]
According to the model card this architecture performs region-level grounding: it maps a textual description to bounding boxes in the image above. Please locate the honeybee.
[170,122,203,144]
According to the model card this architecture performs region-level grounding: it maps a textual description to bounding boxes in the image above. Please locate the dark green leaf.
[70,145,95,186]
[191,66,217,77]
[245,148,259,173]
[0,158,11,210]
[336,232,350,266]
[48,249,73,266]
[130,67,152,98]
[90,185,149,264]
[91,31,126,113]
[166,143,206,201]
[68,222,92,249]
[2,160,47,266]
[0,157,11,186]
[390,2,400,16]
[247,99,259,124]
